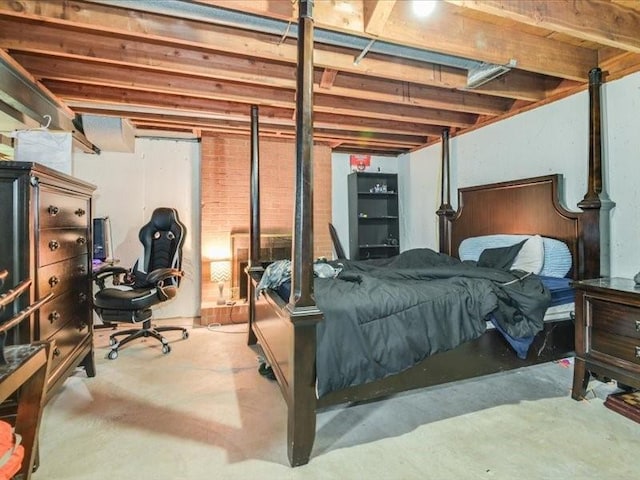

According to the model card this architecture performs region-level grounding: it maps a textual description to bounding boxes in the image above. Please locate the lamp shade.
[210,259,231,283]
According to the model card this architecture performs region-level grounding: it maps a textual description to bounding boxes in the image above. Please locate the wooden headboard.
[440,175,586,279]
[437,69,605,281]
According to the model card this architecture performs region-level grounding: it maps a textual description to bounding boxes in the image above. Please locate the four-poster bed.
[246,1,605,467]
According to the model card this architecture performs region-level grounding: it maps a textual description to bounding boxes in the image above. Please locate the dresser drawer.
[591,328,640,366]
[38,255,89,297]
[38,228,89,266]
[590,298,640,340]
[38,288,91,340]
[39,188,90,229]
[48,319,91,383]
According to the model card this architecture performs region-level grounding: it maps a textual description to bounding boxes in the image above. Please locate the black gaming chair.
[328,223,347,259]
[93,207,189,360]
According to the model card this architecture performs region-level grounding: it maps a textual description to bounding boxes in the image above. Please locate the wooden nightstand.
[572,277,640,400]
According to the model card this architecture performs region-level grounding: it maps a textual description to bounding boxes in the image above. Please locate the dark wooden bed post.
[577,67,605,279]
[436,129,455,253]
[247,104,261,345]
[285,0,323,467]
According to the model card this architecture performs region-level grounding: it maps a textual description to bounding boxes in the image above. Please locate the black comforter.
[312,248,551,397]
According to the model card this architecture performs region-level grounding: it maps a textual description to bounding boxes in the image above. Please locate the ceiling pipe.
[88,0,511,83]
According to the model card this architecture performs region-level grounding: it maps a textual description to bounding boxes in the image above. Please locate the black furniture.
[93,208,189,359]
[0,161,96,398]
[328,223,346,259]
[347,172,400,260]
[0,272,53,480]
[572,278,640,400]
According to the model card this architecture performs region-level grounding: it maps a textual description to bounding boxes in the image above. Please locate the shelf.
[358,192,398,193]
[349,172,399,261]
[359,244,400,248]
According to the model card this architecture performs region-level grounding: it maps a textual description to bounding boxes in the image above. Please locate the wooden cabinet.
[572,277,640,399]
[0,162,96,399]
[347,172,400,260]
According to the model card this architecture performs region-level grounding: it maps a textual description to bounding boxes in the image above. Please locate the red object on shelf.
[350,154,371,171]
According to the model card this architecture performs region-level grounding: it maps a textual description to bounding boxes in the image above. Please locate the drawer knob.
[53,347,61,357]
[75,208,86,217]
[76,236,87,245]
[79,292,87,303]
[78,321,87,331]
[636,320,640,332]
[48,205,59,216]
[49,240,59,251]
[49,311,60,322]
[78,265,87,274]
[48,275,59,287]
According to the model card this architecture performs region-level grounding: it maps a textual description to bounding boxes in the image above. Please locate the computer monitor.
[93,217,112,261]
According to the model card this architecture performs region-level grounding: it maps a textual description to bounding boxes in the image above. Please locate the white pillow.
[510,235,544,274]
[459,234,572,277]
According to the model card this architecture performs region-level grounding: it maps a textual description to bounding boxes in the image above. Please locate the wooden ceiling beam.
[332,145,406,156]
[0,15,552,104]
[13,53,296,108]
[319,69,338,90]
[43,79,477,129]
[132,118,422,148]
[71,105,446,138]
[123,113,427,145]
[0,1,467,89]
[447,0,640,54]
[363,0,397,37]
[8,42,524,112]
[203,0,597,81]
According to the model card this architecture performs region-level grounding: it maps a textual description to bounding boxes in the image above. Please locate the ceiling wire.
[278,0,297,45]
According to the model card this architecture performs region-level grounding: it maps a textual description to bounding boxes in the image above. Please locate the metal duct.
[81,115,136,153]
[467,60,517,89]
[0,53,97,152]
[88,0,503,77]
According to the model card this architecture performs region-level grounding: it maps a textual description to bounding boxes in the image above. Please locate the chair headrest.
[149,208,178,231]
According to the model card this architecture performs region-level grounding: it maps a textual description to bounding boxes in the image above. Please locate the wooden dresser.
[0,161,96,399]
[572,277,640,399]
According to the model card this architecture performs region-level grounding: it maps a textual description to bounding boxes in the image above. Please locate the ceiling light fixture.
[412,0,437,18]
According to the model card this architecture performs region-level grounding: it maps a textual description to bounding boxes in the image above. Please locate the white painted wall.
[331,153,398,258]
[400,70,640,279]
[73,138,201,319]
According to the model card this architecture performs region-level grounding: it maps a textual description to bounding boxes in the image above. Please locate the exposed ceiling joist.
[363,0,397,37]
[1,0,639,155]
[0,49,97,152]
[447,0,640,54]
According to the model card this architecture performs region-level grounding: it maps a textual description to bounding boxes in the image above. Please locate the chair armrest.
[93,266,131,290]
[146,268,184,302]
[146,268,183,285]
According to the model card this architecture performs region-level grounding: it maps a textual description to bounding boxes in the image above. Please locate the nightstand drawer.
[590,298,640,340]
[592,329,640,365]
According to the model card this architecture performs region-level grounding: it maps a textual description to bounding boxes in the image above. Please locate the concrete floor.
[33,322,640,480]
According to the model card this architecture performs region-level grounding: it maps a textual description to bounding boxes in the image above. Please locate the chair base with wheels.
[94,275,189,360]
[106,319,189,360]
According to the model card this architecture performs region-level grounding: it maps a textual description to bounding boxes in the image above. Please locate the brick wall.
[200,132,332,311]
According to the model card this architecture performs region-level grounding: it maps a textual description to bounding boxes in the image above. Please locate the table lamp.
[210,258,231,305]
